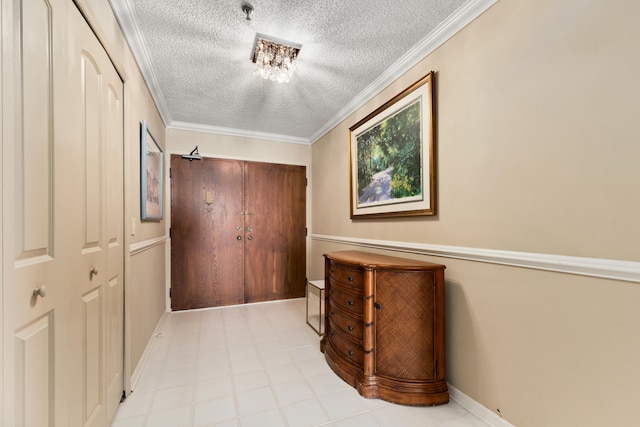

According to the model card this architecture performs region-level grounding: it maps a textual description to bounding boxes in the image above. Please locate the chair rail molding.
[129,235,167,256]
[311,234,640,284]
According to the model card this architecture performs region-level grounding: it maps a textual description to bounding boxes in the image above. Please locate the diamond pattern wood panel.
[374,270,435,380]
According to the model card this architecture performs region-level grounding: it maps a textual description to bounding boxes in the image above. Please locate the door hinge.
[169,288,172,298]
[305,177,308,186]
[169,227,172,238]
[305,227,308,236]
[169,167,172,179]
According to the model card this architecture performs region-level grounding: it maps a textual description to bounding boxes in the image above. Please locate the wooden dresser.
[320,250,448,406]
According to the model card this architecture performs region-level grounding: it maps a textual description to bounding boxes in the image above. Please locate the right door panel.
[243,161,307,303]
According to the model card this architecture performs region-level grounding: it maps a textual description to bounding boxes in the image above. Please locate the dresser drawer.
[329,285,363,317]
[328,261,363,290]
[328,308,363,343]
[327,325,364,367]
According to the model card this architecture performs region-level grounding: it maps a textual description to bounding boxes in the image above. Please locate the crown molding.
[167,121,310,145]
[109,0,173,125]
[311,234,640,284]
[110,0,496,144]
[308,0,498,144]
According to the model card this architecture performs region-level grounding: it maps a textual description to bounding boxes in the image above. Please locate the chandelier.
[250,34,301,83]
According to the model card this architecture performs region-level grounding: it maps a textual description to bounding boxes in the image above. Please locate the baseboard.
[448,383,514,427]
[130,309,170,391]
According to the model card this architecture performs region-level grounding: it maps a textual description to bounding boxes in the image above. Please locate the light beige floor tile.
[193,396,237,427]
[236,386,278,417]
[281,399,330,427]
[112,299,488,427]
[272,378,315,406]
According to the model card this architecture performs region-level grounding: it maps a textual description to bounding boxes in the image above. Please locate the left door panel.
[2,0,69,425]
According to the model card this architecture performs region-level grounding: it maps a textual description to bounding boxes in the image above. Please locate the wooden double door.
[170,156,306,310]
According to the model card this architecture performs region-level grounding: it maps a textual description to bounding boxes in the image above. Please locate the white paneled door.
[2,0,69,425]
[2,1,124,426]
[66,5,125,426]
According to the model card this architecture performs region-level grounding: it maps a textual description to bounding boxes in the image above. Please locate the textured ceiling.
[109,0,494,143]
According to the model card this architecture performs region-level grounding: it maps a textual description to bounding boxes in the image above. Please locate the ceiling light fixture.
[241,3,253,21]
[250,33,301,83]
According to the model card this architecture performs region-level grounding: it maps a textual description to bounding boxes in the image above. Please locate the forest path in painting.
[359,166,393,203]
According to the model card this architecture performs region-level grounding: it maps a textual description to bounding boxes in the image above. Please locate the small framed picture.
[140,120,163,220]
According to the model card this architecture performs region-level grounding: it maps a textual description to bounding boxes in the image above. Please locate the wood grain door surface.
[171,156,245,310]
[171,156,306,310]
[244,161,307,303]
[171,157,306,310]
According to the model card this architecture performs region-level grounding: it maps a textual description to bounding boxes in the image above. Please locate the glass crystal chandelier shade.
[250,34,301,83]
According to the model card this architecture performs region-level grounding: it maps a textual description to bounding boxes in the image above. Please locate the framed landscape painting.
[140,120,163,221]
[349,72,436,219]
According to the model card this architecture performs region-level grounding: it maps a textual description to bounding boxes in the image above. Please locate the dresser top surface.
[324,250,445,270]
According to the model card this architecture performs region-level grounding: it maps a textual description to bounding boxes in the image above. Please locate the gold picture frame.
[349,72,436,219]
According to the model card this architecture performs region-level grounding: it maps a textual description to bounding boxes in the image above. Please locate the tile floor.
[111,298,489,427]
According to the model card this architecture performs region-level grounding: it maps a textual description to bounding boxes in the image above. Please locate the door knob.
[90,268,99,279]
[33,285,47,298]
[247,235,253,240]
[237,235,242,240]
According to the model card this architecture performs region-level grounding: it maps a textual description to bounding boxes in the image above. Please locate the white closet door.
[1,1,125,426]
[64,5,125,427]
[2,0,71,425]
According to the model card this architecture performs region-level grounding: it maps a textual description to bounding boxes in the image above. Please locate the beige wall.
[76,0,168,388]
[167,129,311,167]
[129,243,167,370]
[311,0,640,426]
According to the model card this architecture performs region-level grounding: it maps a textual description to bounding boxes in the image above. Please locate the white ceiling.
[109,0,496,144]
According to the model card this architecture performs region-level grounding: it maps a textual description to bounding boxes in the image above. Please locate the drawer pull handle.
[348,350,354,357]
[348,300,354,306]
[374,302,382,310]
[348,325,354,332]
[348,276,354,282]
